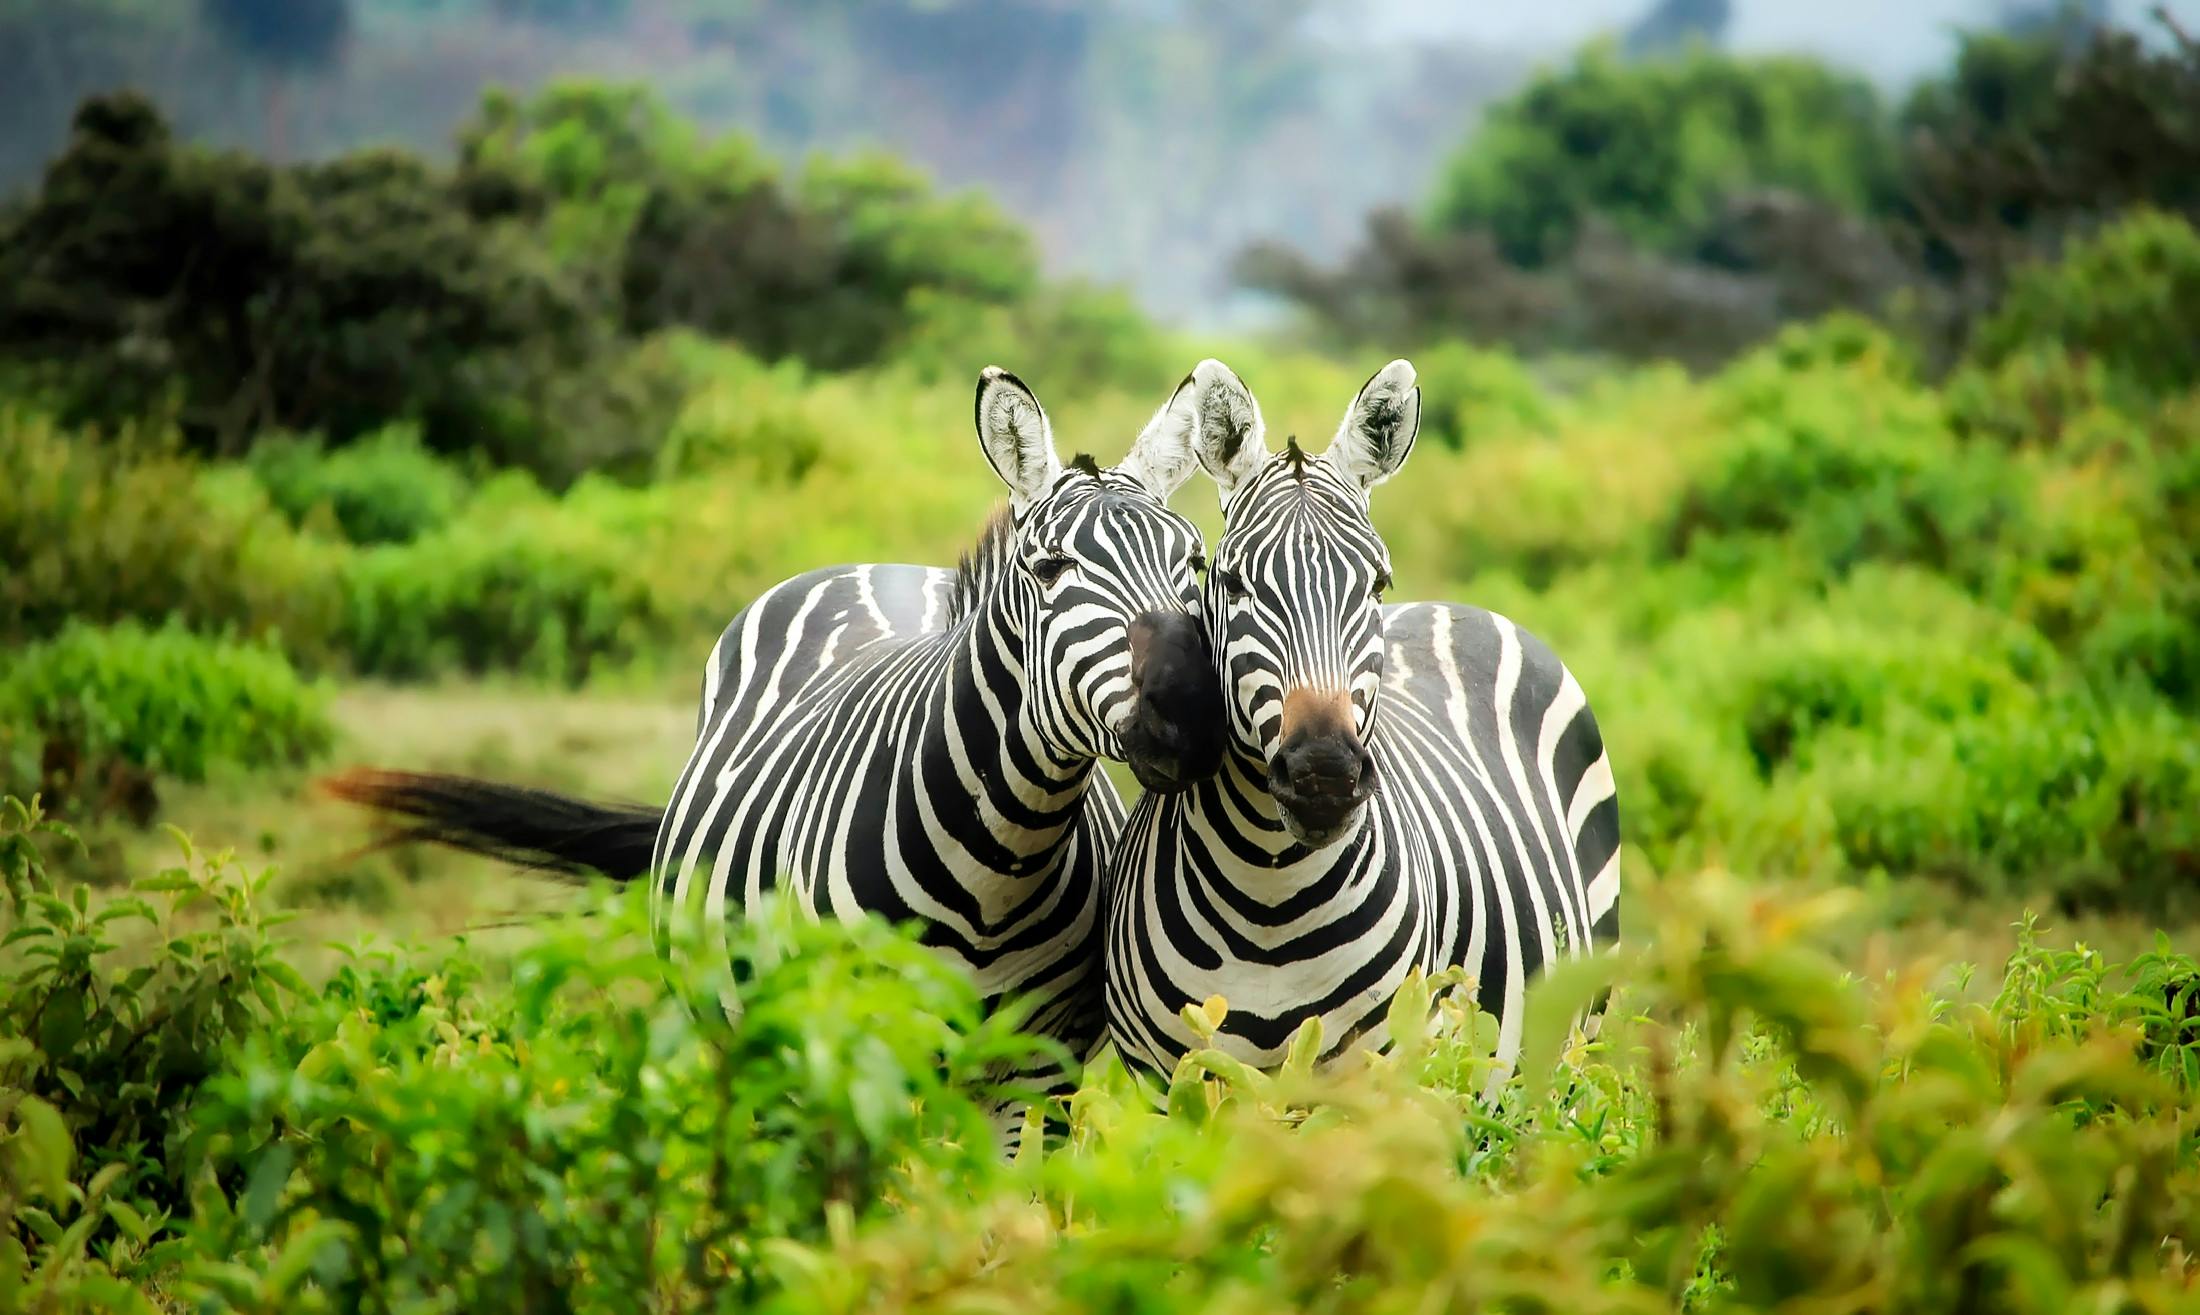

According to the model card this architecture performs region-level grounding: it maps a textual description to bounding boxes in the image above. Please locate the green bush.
[0,622,332,809]
[6,806,2198,1310]
[2,800,308,1303]
[0,408,340,654]
[247,424,472,545]
[1799,691,2200,911]
[1428,43,1898,267]
[1967,209,2200,406]
[178,891,1048,1311]
[1663,366,2023,584]
[1408,340,1557,449]
[336,483,676,683]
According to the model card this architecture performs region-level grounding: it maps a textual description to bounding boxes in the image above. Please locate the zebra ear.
[1117,364,1208,500]
[1324,359,1420,493]
[975,366,1064,512]
[1177,358,1267,502]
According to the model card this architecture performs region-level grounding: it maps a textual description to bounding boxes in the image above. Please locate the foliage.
[462,82,1040,371]
[1966,208,2200,406]
[0,623,332,820]
[5,802,2197,1311]
[1427,42,1898,269]
[770,874,2199,1312]
[335,482,676,684]
[178,893,1048,1311]
[0,94,603,466]
[0,407,340,652]
[2,799,306,1308]
[247,424,473,545]
[1898,16,2200,322]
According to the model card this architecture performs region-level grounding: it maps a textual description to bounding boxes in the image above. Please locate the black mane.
[949,504,1017,626]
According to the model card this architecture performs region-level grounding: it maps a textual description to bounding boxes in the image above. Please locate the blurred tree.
[0,93,594,462]
[1897,14,2200,346]
[1624,0,1733,57]
[198,0,353,158]
[1428,44,1899,268]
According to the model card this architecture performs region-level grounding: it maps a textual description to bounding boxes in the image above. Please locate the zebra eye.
[1030,554,1074,587]
[1213,566,1246,596]
[1187,551,1207,578]
[1372,570,1392,602]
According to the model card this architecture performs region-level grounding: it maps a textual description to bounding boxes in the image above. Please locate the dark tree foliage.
[0,93,593,461]
[198,0,351,69]
[1244,10,2200,373]
[618,174,846,360]
[1897,14,2200,337]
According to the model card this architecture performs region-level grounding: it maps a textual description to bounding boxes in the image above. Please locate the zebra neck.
[1196,747,1373,882]
[917,596,1094,875]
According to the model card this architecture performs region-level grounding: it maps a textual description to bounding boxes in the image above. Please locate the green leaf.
[10,1094,72,1200]
[241,1144,295,1233]
[105,1198,153,1245]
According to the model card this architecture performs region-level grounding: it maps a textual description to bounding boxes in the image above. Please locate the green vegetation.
[0,624,332,823]
[1428,43,1897,268]
[6,17,2200,1304]
[5,802,2196,1311]
[1245,13,2200,368]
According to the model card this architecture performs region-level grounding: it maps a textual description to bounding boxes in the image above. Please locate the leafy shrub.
[181,889,1047,1312]
[1428,42,1899,268]
[770,873,2199,1314]
[0,94,599,460]
[1966,209,2200,406]
[9,805,2200,1309]
[1806,691,2200,911]
[1663,368,2022,584]
[336,485,677,684]
[1408,340,1556,449]
[0,408,341,653]
[2,799,308,1302]
[247,424,472,545]
[0,622,332,815]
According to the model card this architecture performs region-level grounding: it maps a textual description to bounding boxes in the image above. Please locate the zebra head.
[1192,358,1422,847]
[974,366,1227,793]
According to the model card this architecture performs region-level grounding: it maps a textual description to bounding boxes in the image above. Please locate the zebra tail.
[317,768,661,881]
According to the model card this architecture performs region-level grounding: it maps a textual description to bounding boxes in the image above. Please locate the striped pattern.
[652,370,1210,1114]
[1103,361,1621,1081]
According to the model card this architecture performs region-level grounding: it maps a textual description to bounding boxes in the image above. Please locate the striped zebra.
[1103,359,1622,1083]
[329,365,1228,1126]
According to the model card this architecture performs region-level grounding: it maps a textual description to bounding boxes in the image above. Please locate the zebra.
[1102,358,1622,1085]
[327,364,1231,1129]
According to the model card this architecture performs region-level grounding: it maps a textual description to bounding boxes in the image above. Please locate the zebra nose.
[1267,726,1376,834]
[1273,731,1371,797]
[1121,610,1225,792]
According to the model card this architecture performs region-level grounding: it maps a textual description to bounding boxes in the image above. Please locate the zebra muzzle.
[1268,689,1377,841]
[1121,611,1226,793]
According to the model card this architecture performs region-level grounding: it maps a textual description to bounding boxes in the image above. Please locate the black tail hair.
[319,768,661,881]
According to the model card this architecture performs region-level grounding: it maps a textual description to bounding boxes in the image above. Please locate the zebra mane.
[949,504,1017,625]
[1067,452,1102,478]
[1282,435,1311,475]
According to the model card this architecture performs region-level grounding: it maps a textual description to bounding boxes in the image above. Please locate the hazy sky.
[1353,0,2200,85]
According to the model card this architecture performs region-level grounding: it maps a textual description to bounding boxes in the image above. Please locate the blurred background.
[2,0,2196,954]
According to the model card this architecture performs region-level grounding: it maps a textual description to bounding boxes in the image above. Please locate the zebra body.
[1106,600,1620,1074]
[325,366,1226,1127]
[1103,359,1621,1079]
[653,554,1128,1056]
[648,366,1229,1089]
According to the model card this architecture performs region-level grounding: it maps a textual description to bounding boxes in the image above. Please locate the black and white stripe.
[1103,360,1622,1082]
[653,367,1221,1107]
